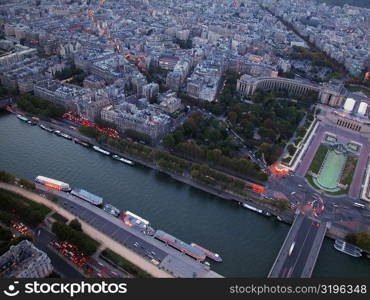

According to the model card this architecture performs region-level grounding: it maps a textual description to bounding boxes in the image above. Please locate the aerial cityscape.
[0,0,369,284]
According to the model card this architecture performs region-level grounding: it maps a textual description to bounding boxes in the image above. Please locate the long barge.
[240,202,271,217]
[93,145,110,156]
[154,230,206,261]
[39,124,54,133]
[74,138,90,147]
[190,243,222,262]
[112,154,134,166]
[54,130,72,140]
[35,175,71,192]
[70,188,103,206]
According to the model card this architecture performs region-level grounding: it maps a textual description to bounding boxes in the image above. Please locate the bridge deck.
[268,214,328,278]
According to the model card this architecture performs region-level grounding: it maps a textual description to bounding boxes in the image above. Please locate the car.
[290,192,297,195]
[353,202,366,209]
[298,184,303,187]
[288,242,296,256]
[311,222,320,228]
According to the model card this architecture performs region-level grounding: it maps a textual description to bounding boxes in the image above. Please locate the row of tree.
[154,151,190,174]
[0,189,50,225]
[0,170,15,183]
[191,164,245,191]
[16,94,65,118]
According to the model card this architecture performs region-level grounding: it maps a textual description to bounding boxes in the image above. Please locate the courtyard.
[296,123,367,197]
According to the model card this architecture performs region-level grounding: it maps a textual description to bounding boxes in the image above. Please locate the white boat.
[59,132,72,140]
[240,202,271,217]
[39,124,54,132]
[241,202,263,213]
[16,114,28,122]
[93,146,110,156]
[112,154,134,165]
[334,240,362,257]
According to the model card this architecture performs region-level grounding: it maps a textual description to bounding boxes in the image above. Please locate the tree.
[346,232,370,249]
[19,178,36,190]
[52,221,99,256]
[355,232,370,249]
[287,144,297,156]
[274,198,289,211]
[69,219,82,231]
[228,111,238,124]
[125,129,151,144]
[0,227,12,241]
[162,134,176,149]
[0,171,15,183]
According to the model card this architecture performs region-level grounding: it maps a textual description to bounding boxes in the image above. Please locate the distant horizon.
[315,0,370,9]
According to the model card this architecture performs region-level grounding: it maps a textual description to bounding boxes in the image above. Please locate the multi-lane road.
[269,215,327,278]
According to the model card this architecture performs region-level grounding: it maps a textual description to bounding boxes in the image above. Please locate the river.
[0,112,369,277]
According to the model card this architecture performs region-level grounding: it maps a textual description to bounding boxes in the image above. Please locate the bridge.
[268,214,329,278]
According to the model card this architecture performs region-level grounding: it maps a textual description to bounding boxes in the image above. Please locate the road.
[32,226,84,278]
[266,173,370,231]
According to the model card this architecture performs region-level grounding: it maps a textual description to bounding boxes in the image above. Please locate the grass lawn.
[100,248,153,278]
[51,212,68,223]
[308,144,328,174]
[0,189,51,224]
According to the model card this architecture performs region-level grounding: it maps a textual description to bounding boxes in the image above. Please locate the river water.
[0,112,369,277]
